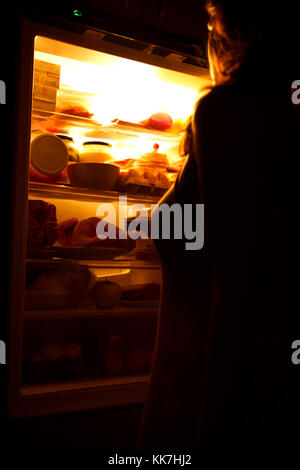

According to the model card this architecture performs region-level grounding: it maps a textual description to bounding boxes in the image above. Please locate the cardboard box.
[33,83,57,103]
[33,59,61,89]
[32,99,56,112]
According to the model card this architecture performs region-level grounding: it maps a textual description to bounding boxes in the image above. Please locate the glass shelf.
[28,181,162,204]
[26,255,161,270]
[24,306,158,319]
[31,109,183,143]
[21,374,149,396]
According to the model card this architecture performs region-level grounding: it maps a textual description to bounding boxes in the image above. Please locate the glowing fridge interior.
[9,23,210,418]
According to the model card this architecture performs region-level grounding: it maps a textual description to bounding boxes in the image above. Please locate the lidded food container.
[30,131,69,183]
[56,134,80,162]
[80,141,113,163]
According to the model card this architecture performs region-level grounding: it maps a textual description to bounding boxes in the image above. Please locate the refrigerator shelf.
[21,374,150,396]
[26,256,161,270]
[17,375,149,417]
[28,181,161,204]
[24,307,159,318]
[31,109,183,142]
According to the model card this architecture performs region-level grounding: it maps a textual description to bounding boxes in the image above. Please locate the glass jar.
[80,141,113,163]
[56,135,80,162]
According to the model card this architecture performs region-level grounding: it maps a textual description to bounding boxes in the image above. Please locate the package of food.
[57,217,136,252]
[27,199,58,247]
[32,99,56,112]
[33,83,57,103]
[33,59,61,89]
[24,261,95,309]
[141,113,173,130]
[137,143,169,171]
[56,88,95,118]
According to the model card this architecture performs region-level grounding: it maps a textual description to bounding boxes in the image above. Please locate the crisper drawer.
[102,310,158,377]
[22,308,158,386]
[22,312,108,384]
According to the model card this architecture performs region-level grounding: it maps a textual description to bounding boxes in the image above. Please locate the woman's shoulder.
[192,82,267,130]
[192,84,240,130]
[194,83,248,115]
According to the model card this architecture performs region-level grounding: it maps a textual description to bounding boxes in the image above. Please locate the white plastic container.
[30,130,69,183]
[80,141,113,163]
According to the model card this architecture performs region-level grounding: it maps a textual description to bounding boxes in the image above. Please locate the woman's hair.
[206,0,299,84]
[180,0,300,156]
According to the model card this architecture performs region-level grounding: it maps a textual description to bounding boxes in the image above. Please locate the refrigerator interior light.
[34,37,208,125]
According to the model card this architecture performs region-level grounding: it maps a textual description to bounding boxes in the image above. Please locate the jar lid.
[82,141,111,147]
[30,134,69,176]
[56,134,74,143]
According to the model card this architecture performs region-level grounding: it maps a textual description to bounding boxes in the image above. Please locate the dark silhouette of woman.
[137,0,300,451]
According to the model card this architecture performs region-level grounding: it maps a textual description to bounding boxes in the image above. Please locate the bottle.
[30,131,69,184]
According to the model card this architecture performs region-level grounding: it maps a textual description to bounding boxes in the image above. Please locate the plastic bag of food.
[27,200,58,247]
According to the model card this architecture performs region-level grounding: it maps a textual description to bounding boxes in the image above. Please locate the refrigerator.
[7,8,211,419]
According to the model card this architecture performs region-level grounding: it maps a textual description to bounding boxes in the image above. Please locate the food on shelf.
[26,262,95,293]
[63,344,82,360]
[124,348,148,372]
[23,348,43,363]
[33,59,61,89]
[117,168,151,192]
[25,261,95,309]
[108,335,124,345]
[141,112,173,130]
[67,162,120,191]
[105,350,124,375]
[32,59,60,112]
[25,343,82,363]
[57,217,136,251]
[55,86,97,119]
[138,143,169,169]
[80,141,114,163]
[169,118,188,134]
[156,171,170,188]
[27,199,58,247]
[56,135,80,162]
[45,126,70,134]
[33,83,58,113]
[56,104,94,119]
[116,147,172,195]
[115,158,136,170]
[141,169,156,186]
[121,283,161,301]
[42,343,64,361]
[30,130,69,183]
[91,280,122,309]
[124,168,140,181]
